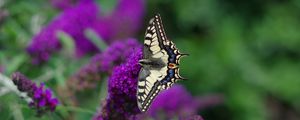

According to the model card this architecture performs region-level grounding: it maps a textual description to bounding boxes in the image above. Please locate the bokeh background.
[1,0,300,120]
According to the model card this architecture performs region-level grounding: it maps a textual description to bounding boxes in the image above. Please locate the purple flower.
[67,38,141,91]
[136,85,222,120]
[28,0,145,64]
[97,38,142,72]
[93,47,142,120]
[93,0,145,42]
[146,85,201,119]
[27,0,100,64]
[131,85,209,120]
[11,72,59,116]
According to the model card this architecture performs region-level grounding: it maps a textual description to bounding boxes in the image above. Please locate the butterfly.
[137,14,188,112]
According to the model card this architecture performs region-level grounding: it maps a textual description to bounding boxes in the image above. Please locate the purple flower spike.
[93,0,145,42]
[97,38,142,72]
[11,72,36,93]
[68,38,141,91]
[93,47,142,120]
[113,0,145,35]
[29,0,145,64]
[11,72,59,116]
[27,0,100,64]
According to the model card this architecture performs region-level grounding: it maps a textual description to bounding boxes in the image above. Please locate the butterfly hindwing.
[137,68,163,112]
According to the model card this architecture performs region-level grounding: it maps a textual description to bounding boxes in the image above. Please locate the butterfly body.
[137,14,187,112]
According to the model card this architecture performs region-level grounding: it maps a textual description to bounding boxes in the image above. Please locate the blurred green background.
[1,0,300,120]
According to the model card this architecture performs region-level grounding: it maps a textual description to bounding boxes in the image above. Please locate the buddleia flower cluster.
[59,39,141,106]
[27,0,144,64]
[67,38,141,91]
[27,0,99,64]
[93,47,142,120]
[11,72,59,116]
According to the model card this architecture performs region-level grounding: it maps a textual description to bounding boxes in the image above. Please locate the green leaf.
[99,77,108,101]
[53,59,66,86]
[85,28,107,51]
[10,103,24,120]
[97,0,117,15]
[57,31,75,56]
[5,54,27,74]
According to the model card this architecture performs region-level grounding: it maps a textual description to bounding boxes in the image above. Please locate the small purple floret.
[68,38,141,91]
[11,72,59,116]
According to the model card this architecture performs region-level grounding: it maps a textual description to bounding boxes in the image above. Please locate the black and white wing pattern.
[137,14,187,112]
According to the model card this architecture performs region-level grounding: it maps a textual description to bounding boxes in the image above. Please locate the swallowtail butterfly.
[137,14,188,112]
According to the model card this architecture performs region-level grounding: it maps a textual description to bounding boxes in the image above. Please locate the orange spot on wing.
[168,63,176,69]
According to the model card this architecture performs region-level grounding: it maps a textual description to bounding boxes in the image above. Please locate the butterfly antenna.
[180,77,188,80]
[180,53,189,57]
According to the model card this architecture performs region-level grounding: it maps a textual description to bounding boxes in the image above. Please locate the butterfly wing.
[137,14,185,112]
[137,68,163,112]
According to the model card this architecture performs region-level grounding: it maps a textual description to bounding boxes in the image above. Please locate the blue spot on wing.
[168,69,175,76]
[165,46,177,63]
[161,69,175,84]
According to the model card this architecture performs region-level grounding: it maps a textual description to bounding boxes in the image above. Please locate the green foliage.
[147,0,300,119]
[85,29,107,51]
